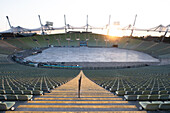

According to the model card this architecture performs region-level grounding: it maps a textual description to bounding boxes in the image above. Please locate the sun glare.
[108,25,124,37]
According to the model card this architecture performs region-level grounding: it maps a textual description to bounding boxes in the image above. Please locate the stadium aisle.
[6,71,146,113]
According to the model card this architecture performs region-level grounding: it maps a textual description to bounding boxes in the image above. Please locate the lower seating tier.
[0,90,43,95]
[0,95,33,101]
[139,101,170,111]
[115,90,170,96]
[124,94,170,101]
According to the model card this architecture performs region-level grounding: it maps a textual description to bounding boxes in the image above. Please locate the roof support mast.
[6,16,15,37]
[161,25,170,42]
[38,15,44,35]
[6,16,12,29]
[64,15,67,33]
[130,14,137,38]
[107,15,111,35]
[86,15,88,32]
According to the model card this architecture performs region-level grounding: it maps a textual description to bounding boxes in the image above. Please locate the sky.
[0,0,170,36]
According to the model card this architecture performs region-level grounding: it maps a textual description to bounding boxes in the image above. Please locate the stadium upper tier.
[0,33,170,59]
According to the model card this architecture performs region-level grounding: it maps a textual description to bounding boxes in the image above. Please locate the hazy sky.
[0,0,169,36]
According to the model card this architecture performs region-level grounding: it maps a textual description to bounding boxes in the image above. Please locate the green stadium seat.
[124,95,137,101]
[34,87,41,90]
[159,87,165,91]
[124,88,132,91]
[0,101,15,111]
[159,90,168,95]
[164,101,170,103]
[23,90,33,95]
[4,87,12,90]
[12,87,20,90]
[148,95,159,101]
[145,88,151,90]
[117,87,124,91]
[27,87,34,90]
[19,87,27,90]
[109,87,117,92]
[150,90,159,95]
[48,85,55,89]
[18,95,33,101]
[42,87,50,92]
[138,95,149,101]
[138,88,145,91]
[159,94,169,101]
[6,95,18,101]
[14,90,23,95]
[142,90,151,95]
[134,91,143,95]
[131,88,138,91]
[0,90,5,94]
[115,91,125,96]
[165,87,170,91]
[125,91,134,95]
[151,101,163,104]
[0,95,6,101]
[5,90,14,94]
[151,88,159,91]
[33,90,43,95]
[139,101,159,111]
[159,103,170,110]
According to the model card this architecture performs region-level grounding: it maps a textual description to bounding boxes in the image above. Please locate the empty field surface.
[24,47,159,62]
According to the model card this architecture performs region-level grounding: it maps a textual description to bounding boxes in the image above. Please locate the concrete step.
[6,111,147,113]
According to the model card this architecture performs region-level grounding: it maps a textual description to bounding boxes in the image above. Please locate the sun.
[108,25,124,37]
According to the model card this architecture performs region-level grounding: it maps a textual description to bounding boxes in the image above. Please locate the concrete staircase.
[6,71,146,113]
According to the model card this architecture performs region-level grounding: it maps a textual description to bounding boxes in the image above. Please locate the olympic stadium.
[0,31,170,113]
[0,3,170,111]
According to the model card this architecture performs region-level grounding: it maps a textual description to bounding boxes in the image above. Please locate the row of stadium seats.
[99,76,170,94]
[0,76,64,92]
[110,87,170,92]
[139,101,170,111]
[4,33,111,49]
[0,94,32,101]
[0,90,43,95]
[124,94,170,101]
[115,90,170,96]
[0,54,10,63]
[95,70,168,83]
